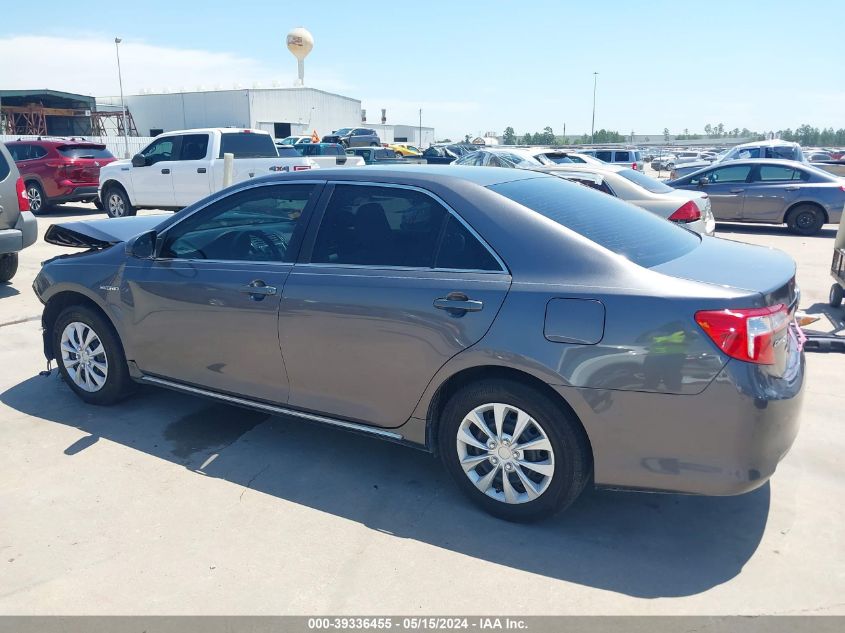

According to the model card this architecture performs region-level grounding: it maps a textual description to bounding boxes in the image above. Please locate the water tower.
[286,27,314,86]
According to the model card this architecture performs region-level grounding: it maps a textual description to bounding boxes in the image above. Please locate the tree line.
[501,126,625,145]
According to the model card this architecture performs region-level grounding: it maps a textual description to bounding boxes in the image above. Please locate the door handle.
[434,292,483,316]
[784,185,799,191]
[239,280,277,301]
[197,167,207,173]
[161,168,171,174]
[729,188,744,193]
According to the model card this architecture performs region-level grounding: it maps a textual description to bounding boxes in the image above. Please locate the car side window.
[755,165,802,182]
[695,165,752,184]
[436,215,501,271]
[614,151,630,162]
[178,134,209,161]
[161,184,315,262]
[311,185,447,268]
[141,137,178,165]
[595,151,612,162]
[30,146,48,159]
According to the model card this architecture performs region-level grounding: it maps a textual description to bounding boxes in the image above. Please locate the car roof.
[701,158,810,168]
[251,164,548,187]
[734,139,800,149]
[5,138,103,146]
[540,163,628,174]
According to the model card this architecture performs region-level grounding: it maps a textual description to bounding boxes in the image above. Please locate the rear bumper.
[0,212,37,254]
[51,184,99,203]
[558,336,805,496]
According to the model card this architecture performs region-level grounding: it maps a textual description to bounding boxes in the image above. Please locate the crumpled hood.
[44,215,167,248]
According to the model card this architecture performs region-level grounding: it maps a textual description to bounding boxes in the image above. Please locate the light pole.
[590,72,598,144]
[114,37,130,158]
[419,108,422,148]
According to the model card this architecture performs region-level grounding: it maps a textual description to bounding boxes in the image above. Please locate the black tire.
[52,305,134,405]
[438,379,591,522]
[786,204,824,236]
[26,181,50,215]
[830,283,844,308]
[370,142,379,146]
[93,198,103,210]
[0,253,18,283]
[104,185,136,218]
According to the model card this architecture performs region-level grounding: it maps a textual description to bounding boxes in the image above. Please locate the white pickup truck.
[98,128,317,217]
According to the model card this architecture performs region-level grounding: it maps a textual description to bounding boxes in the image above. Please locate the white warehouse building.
[97,87,434,146]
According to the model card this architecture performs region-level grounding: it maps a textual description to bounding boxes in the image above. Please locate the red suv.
[4,139,116,214]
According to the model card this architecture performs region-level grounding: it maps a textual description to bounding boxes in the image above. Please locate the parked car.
[525,148,604,166]
[389,143,423,157]
[419,144,471,165]
[0,143,37,282]
[805,151,832,161]
[277,136,312,146]
[810,158,845,178]
[322,128,381,148]
[453,147,545,168]
[5,139,116,214]
[34,166,805,521]
[580,148,645,171]
[650,154,676,171]
[667,159,845,234]
[543,164,716,235]
[674,140,808,179]
[347,147,423,165]
[98,128,317,217]
[292,143,365,168]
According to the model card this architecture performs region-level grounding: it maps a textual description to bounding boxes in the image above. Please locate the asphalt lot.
[0,197,843,615]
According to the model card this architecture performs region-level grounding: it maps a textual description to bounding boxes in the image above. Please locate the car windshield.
[335,128,353,136]
[489,176,699,268]
[57,145,114,159]
[616,168,675,193]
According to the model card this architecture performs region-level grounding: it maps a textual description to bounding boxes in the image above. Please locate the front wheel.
[104,186,136,218]
[786,204,824,236]
[438,379,591,522]
[830,283,844,308]
[53,305,134,405]
[0,253,18,283]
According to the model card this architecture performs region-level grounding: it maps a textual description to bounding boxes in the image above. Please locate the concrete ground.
[0,202,843,615]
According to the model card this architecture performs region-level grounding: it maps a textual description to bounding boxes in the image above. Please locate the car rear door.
[278,182,511,427]
[696,164,753,220]
[741,164,805,222]
[123,182,322,403]
[131,135,179,207]
[170,133,212,206]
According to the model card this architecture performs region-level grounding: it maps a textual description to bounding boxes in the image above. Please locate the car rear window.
[57,145,114,159]
[218,133,278,158]
[488,176,699,268]
[616,168,674,193]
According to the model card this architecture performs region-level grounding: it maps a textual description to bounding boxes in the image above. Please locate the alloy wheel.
[27,187,42,212]
[455,403,555,504]
[107,193,125,217]
[60,321,109,392]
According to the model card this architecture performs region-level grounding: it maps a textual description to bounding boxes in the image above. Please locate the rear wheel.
[26,181,49,215]
[53,305,134,405]
[370,142,379,146]
[104,186,135,218]
[93,198,103,210]
[0,253,18,283]
[786,204,824,235]
[830,283,844,308]
[438,379,591,522]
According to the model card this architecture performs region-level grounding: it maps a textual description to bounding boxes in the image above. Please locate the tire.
[438,379,591,522]
[93,198,103,210]
[104,185,136,218]
[0,253,18,283]
[786,204,824,236]
[52,305,134,405]
[370,142,379,146]
[830,283,844,308]
[26,181,49,215]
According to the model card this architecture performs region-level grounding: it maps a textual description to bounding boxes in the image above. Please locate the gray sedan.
[668,159,845,235]
[34,166,804,521]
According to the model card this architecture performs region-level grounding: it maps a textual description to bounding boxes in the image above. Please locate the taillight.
[15,177,29,212]
[695,304,790,365]
[632,162,638,170]
[668,200,701,222]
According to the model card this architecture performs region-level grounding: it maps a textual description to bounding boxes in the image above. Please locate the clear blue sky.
[3,0,843,139]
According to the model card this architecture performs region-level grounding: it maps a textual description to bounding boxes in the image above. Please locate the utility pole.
[590,72,598,144]
[114,37,130,158]
[419,108,422,147]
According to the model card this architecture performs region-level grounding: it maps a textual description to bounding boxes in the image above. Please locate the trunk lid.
[44,215,166,249]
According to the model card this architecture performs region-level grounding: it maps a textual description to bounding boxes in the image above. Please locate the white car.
[525,147,605,166]
[542,164,716,236]
[99,128,317,217]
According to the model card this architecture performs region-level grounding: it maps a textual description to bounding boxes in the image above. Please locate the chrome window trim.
[140,375,403,440]
[319,180,510,274]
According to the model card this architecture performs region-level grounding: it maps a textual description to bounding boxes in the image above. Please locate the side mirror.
[131,154,147,168]
[698,177,709,186]
[127,230,157,259]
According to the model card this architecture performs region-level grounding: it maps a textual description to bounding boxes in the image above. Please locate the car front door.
[131,135,180,207]
[122,181,322,403]
[695,164,752,220]
[741,164,806,222]
[170,133,212,206]
[278,182,511,427]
